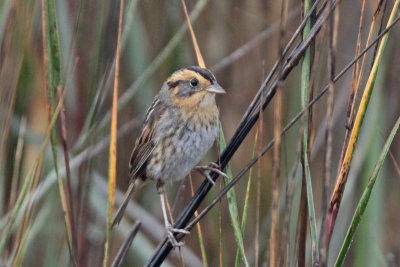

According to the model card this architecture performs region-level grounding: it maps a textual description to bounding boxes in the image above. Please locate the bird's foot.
[166,224,190,247]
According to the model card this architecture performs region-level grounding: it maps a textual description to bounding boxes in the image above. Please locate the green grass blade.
[218,125,249,267]
[335,116,400,266]
[43,0,60,170]
[234,131,258,267]
[303,153,319,263]
[42,0,76,262]
[44,0,61,90]
[300,0,319,264]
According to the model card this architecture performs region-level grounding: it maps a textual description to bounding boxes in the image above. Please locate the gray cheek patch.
[177,83,197,97]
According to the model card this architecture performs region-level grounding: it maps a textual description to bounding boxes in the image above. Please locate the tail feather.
[112,182,137,227]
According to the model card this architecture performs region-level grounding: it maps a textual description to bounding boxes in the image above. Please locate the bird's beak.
[207,82,226,94]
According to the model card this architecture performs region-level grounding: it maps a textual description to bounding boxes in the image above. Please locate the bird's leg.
[157,184,189,247]
[195,162,229,184]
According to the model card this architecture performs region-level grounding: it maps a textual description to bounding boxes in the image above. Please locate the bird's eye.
[190,78,198,87]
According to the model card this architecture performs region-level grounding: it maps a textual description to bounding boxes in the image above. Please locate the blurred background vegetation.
[0,0,399,266]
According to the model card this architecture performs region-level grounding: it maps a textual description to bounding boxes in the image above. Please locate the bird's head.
[162,66,225,109]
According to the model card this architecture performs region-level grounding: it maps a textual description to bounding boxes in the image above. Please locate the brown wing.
[129,98,166,179]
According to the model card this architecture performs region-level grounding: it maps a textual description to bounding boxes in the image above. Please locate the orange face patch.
[167,69,217,115]
[171,90,207,108]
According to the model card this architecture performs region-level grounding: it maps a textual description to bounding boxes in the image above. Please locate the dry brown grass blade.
[181,0,205,68]
[255,102,264,267]
[330,1,384,201]
[336,0,385,179]
[327,9,387,251]
[58,87,78,262]
[342,0,366,139]
[270,1,288,265]
[270,84,282,267]
[335,0,382,183]
[104,0,124,266]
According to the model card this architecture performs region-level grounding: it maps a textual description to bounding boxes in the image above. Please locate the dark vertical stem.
[298,168,308,267]
[59,88,78,264]
[320,0,337,265]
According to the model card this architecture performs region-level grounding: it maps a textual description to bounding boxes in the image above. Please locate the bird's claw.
[208,162,220,169]
[197,169,215,185]
[166,224,190,247]
[195,163,229,184]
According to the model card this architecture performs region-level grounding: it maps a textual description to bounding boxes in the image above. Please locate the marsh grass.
[1,1,400,266]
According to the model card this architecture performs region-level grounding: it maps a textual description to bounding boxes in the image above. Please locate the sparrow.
[112,66,225,246]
